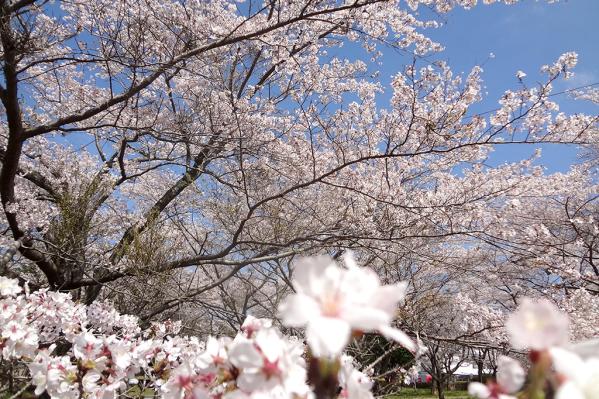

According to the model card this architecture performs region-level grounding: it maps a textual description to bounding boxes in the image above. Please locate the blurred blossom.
[505,298,569,350]
[550,347,599,399]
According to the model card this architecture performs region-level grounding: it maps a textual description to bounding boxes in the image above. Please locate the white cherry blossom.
[505,298,569,350]
[550,347,599,399]
[0,276,21,296]
[278,254,414,357]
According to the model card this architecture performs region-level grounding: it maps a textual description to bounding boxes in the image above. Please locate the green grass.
[386,388,471,399]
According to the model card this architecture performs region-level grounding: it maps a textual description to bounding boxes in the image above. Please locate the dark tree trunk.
[436,378,445,399]
[478,359,484,382]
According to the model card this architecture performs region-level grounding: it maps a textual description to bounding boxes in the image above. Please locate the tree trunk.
[436,378,445,399]
[478,359,484,382]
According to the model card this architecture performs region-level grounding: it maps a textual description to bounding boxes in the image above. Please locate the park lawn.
[387,388,471,399]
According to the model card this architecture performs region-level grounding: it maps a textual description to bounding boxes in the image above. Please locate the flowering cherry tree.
[0,0,596,319]
[1,0,598,397]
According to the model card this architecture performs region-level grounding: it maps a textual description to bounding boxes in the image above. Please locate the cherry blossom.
[278,254,414,357]
[550,347,599,399]
[505,298,570,350]
[228,328,308,395]
[0,0,598,397]
[0,276,21,296]
[495,356,525,394]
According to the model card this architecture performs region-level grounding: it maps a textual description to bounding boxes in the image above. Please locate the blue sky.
[378,0,599,173]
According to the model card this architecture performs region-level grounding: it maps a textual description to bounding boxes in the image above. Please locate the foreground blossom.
[228,328,308,396]
[278,254,415,357]
[1,273,598,399]
[505,298,569,350]
[495,356,525,394]
[550,347,599,399]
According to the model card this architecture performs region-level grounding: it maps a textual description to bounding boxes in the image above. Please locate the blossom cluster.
[0,256,412,399]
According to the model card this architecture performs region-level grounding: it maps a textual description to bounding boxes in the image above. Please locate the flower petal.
[293,256,337,297]
[550,347,585,381]
[378,325,416,353]
[342,307,391,331]
[228,340,262,369]
[496,356,525,393]
[237,370,269,392]
[306,317,351,357]
[555,381,586,399]
[278,294,321,327]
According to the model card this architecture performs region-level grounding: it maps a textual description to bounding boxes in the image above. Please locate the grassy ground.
[386,388,471,399]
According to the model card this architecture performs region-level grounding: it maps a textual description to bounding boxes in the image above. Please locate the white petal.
[342,251,358,269]
[550,347,585,381]
[341,306,390,331]
[278,294,321,327]
[555,381,586,399]
[378,325,416,353]
[341,265,380,300]
[191,386,211,399]
[223,390,249,399]
[505,298,569,350]
[237,371,269,392]
[306,317,351,357]
[567,338,599,360]
[371,283,408,314]
[293,256,337,297]
[255,328,284,362]
[228,340,262,369]
[496,356,525,393]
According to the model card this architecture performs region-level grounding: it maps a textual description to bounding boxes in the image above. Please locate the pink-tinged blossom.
[73,331,103,364]
[241,315,273,338]
[29,346,56,396]
[468,383,495,399]
[196,336,231,371]
[505,298,569,350]
[468,383,516,399]
[550,347,599,399]
[106,337,132,370]
[161,361,203,399]
[228,327,308,396]
[1,320,38,359]
[278,254,414,357]
[28,352,80,399]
